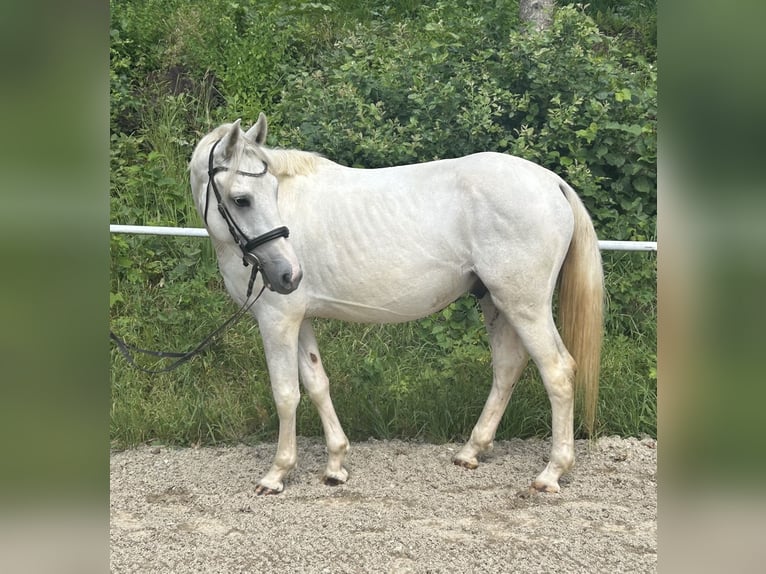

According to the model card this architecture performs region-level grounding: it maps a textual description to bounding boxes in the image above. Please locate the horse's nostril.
[275,266,301,293]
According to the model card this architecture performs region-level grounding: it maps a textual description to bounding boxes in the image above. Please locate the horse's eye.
[232,196,251,208]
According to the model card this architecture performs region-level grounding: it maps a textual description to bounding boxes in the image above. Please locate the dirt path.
[110,436,656,573]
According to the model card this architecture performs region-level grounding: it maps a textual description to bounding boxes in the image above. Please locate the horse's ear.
[245,112,268,145]
[218,119,242,160]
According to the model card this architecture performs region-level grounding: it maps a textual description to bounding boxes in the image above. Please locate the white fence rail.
[109,224,657,252]
[111,224,210,238]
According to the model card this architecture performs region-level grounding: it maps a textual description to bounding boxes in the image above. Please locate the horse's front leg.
[255,317,302,495]
[298,320,349,486]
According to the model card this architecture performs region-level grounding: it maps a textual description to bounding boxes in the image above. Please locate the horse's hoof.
[255,484,282,496]
[323,476,343,487]
[453,458,479,470]
[322,467,348,486]
[530,479,560,494]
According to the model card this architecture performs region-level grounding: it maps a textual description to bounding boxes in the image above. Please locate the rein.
[110,138,290,374]
[110,283,265,374]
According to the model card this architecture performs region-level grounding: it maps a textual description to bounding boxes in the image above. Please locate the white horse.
[189,114,603,495]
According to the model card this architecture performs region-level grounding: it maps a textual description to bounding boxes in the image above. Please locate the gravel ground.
[110,436,656,573]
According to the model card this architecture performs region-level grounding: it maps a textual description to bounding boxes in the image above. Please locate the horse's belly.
[306,268,473,323]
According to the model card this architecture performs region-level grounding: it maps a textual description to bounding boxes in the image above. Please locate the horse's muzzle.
[263,261,303,294]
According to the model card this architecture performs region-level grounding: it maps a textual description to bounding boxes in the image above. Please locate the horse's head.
[191,115,302,294]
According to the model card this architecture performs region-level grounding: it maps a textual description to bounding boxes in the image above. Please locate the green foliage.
[585,0,657,60]
[277,1,520,165]
[110,0,656,445]
[501,6,657,243]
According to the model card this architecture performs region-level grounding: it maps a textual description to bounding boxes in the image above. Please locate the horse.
[189,114,604,495]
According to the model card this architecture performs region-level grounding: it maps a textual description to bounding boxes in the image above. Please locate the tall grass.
[110,251,656,448]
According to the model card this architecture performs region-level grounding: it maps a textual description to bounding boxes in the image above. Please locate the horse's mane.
[262,147,325,178]
[195,124,325,179]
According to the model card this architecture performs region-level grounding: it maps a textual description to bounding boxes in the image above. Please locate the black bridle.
[204,138,290,285]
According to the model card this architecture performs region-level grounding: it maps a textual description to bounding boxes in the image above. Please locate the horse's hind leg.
[453,296,529,470]
[298,320,350,485]
[503,305,577,493]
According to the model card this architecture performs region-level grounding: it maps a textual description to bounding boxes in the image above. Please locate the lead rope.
[110,265,264,374]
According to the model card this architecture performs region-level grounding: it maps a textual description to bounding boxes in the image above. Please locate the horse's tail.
[558,182,604,436]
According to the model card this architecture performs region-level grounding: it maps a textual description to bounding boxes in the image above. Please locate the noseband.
[204,138,290,280]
